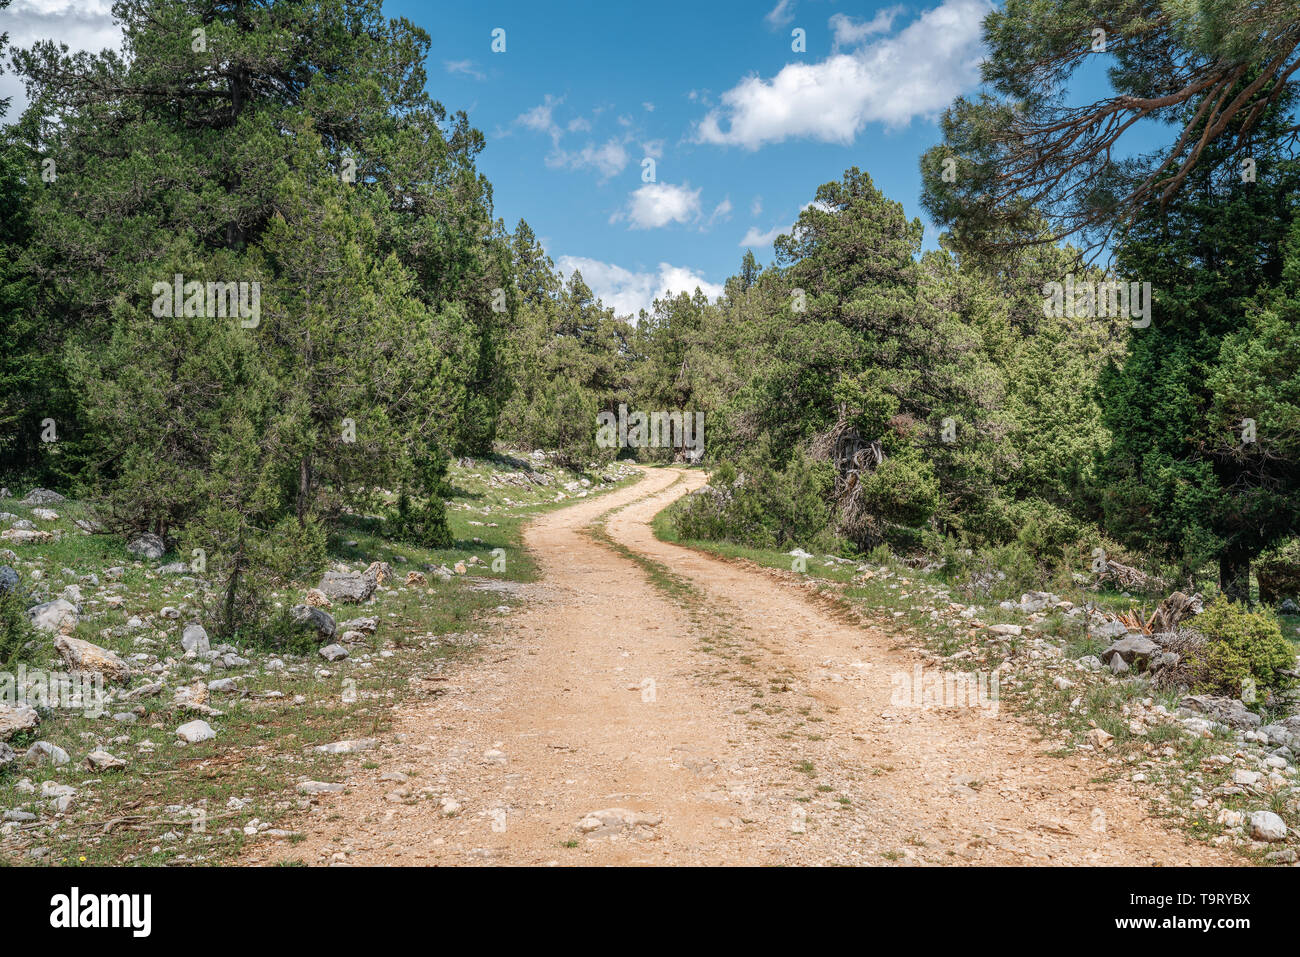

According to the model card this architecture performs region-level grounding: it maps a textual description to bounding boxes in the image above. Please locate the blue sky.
[2,0,997,316]
[400,0,994,315]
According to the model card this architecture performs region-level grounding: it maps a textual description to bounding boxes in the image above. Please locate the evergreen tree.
[1100,95,1300,597]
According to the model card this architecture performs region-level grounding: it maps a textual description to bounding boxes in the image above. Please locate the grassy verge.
[0,454,639,866]
[651,505,1299,864]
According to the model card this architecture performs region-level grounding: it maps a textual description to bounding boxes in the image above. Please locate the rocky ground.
[675,527,1300,864]
[251,468,1250,866]
[0,453,638,865]
[3,461,1294,866]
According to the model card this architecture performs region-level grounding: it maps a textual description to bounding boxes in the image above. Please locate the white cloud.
[696,0,992,149]
[556,255,723,319]
[740,223,789,248]
[547,137,629,181]
[704,196,733,230]
[516,95,563,144]
[765,0,797,28]
[444,59,485,81]
[830,8,904,49]
[1,0,123,117]
[751,195,763,217]
[741,200,835,247]
[615,182,702,230]
[517,98,642,182]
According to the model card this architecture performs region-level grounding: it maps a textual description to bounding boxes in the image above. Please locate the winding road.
[257,467,1230,866]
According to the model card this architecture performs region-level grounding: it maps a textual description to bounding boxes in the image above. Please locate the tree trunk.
[1219,547,1251,604]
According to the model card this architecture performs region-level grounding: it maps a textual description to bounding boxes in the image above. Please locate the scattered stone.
[1086,728,1115,750]
[27,598,79,634]
[319,643,349,662]
[21,488,65,505]
[297,781,345,795]
[84,749,127,770]
[1101,634,1161,669]
[160,606,181,619]
[290,604,337,640]
[158,562,189,575]
[176,720,216,743]
[1179,694,1262,730]
[1,528,52,545]
[1249,810,1287,843]
[54,635,131,683]
[181,623,210,654]
[317,570,376,604]
[25,741,70,766]
[126,533,165,559]
[31,508,59,521]
[576,808,663,839]
[313,738,377,755]
[987,623,1022,636]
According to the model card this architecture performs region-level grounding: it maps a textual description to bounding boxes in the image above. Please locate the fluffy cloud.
[764,0,796,28]
[444,59,485,81]
[739,223,788,248]
[547,138,629,181]
[516,95,564,144]
[614,182,703,230]
[516,97,639,182]
[0,0,123,116]
[696,0,992,149]
[830,8,904,49]
[556,255,723,319]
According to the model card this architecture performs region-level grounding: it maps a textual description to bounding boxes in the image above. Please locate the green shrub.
[931,535,1043,601]
[1185,596,1298,697]
[389,450,454,549]
[674,444,837,550]
[1257,537,1300,605]
[0,586,32,668]
[857,447,939,531]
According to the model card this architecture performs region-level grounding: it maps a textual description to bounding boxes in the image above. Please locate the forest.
[2,0,1299,713]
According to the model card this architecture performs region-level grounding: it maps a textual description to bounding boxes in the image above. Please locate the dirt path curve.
[255,467,1232,866]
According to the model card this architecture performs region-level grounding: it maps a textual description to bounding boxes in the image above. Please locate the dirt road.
[255,467,1230,866]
